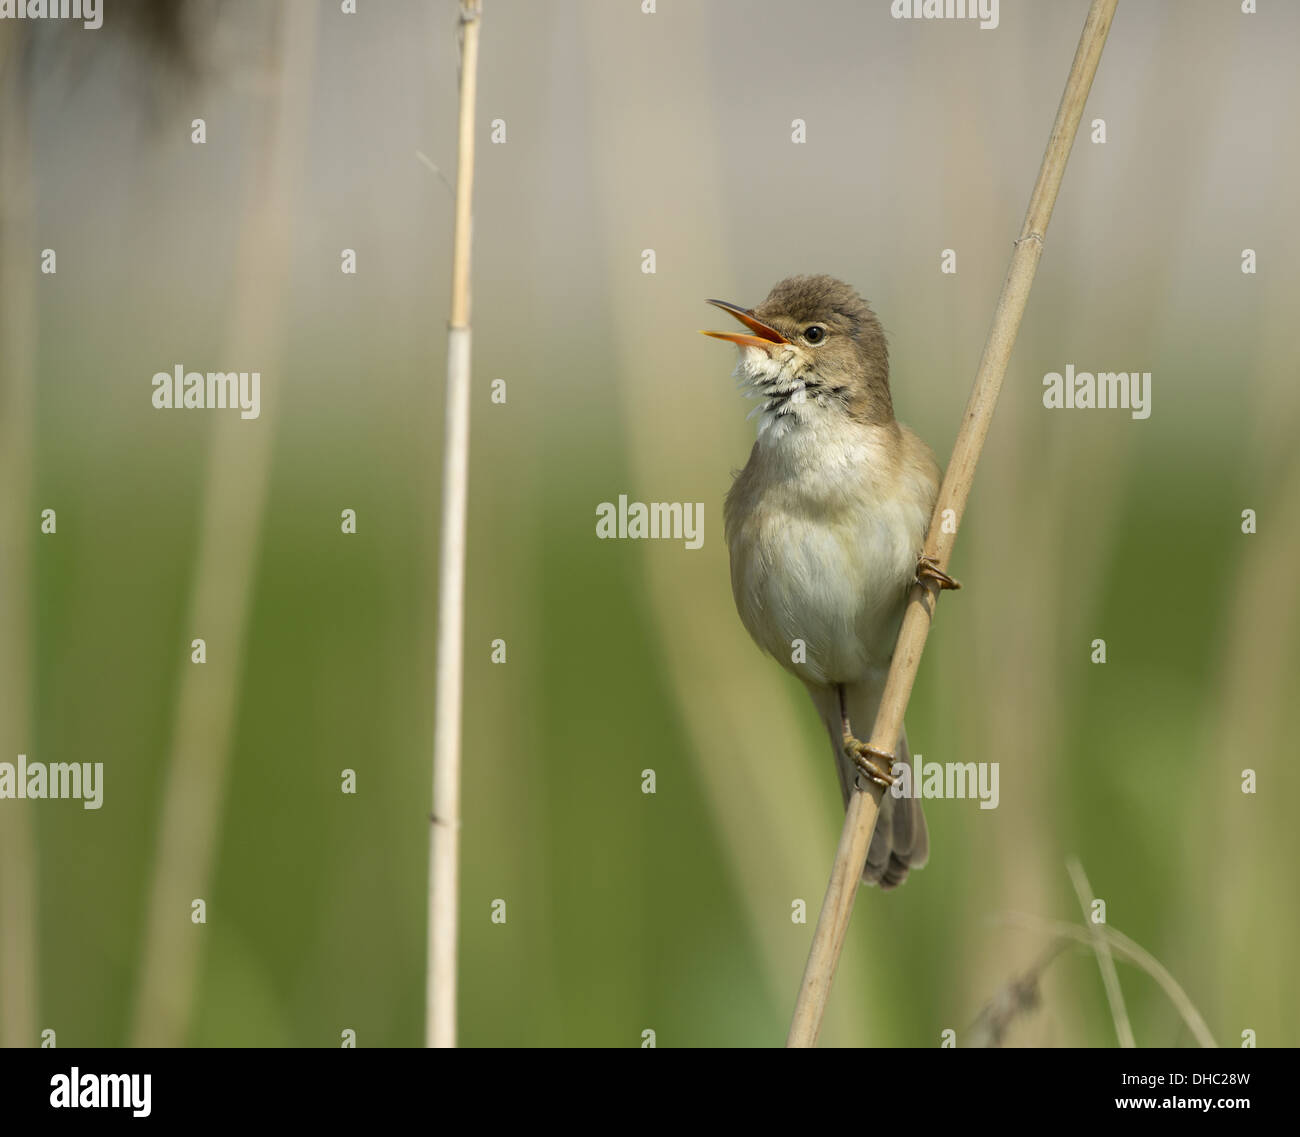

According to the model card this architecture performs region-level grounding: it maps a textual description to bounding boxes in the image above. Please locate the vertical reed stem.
[427,0,482,1050]
[0,23,39,1050]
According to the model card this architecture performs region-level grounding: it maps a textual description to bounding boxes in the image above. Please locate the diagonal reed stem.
[787,0,1120,1048]
[427,0,482,1050]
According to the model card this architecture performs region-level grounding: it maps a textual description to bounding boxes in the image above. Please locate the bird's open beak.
[700,299,791,349]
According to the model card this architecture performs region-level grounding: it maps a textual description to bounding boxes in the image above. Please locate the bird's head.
[702,274,894,437]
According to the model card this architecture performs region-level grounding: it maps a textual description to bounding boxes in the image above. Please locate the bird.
[703,274,958,889]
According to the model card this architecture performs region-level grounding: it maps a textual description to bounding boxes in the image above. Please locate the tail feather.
[810,680,929,890]
[862,727,928,888]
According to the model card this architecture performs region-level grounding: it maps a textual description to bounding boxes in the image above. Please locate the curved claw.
[845,740,897,788]
[916,553,961,592]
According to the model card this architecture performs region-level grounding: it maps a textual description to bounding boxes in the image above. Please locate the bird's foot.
[916,553,961,591]
[843,736,897,789]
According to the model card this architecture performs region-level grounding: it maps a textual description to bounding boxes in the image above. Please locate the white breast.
[726,418,931,687]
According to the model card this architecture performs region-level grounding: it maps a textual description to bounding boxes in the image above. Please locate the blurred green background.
[1,0,1297,1048]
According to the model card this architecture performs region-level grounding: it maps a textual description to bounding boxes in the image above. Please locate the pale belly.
[728,496,923,687]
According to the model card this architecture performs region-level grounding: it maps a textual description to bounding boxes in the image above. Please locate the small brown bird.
[704,275,957,889]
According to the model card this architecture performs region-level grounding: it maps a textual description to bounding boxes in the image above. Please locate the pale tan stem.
[1068,856,1136,1047]
[0,21,38,1050]
[427,0,482,1051]
[787,0,1120,1048]
[130,3,317,1047]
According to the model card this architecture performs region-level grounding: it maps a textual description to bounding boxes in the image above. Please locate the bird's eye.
[803,326,826,344]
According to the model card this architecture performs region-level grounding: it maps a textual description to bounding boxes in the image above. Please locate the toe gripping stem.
[916,553,961,592]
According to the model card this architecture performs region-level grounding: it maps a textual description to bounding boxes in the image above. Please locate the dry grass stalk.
[1067,856,1135,1047]
[966,939,1071,1049]
[427,0,483,1050]
[787,0,1121,1047]
[1005,913,1217,1047]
